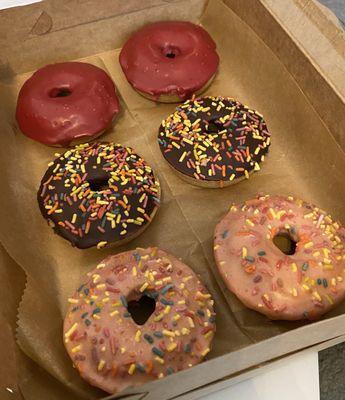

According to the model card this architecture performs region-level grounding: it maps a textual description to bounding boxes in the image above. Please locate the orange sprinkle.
[47,202,59,215]
[85,220,91,234]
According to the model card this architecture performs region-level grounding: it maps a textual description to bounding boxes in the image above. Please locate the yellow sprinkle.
[323,264,334,271]
[71,345,81,353]
[132,267,137,277]
[201,348,210,357]
[155,356,165,365]
[187,317,195,328]
[302,284,310,291]
[163,329,175,337]
[323,258,332,265]
[68,298,79,304]
[139,282,149,292]
[98,359,105,371]
[96,284,106,289]
[204,331,213,339]
[167,342,177,352]
[324,294,334,305]
[246,219,254,227]
[97,241,107,249]
[181,327,190,335]
[154,313,164,322]
[183,275,193,282]
[244,170,249,179]
[304,242,313,249]
[120,347,126,354]
[242,247,247,259]
[110,310,119,317]
[164,306,171,315]
[135,330,142,342]
[65,323,78,338]
[291,263,297,272]
[173,314,181,321]
[179,152,187,162]
[128,364,136,375]
[71,213,77,224]
[291,288,298,297]
[178,300,185,306]
[313,251,320,258]
[214,245,220,250]
[313,291,322,302]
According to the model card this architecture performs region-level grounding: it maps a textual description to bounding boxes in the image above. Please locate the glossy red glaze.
[119,21,219,100]
[16,62,120,146]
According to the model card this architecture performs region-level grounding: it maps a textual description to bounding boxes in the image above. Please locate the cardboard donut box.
[0,0,345,399]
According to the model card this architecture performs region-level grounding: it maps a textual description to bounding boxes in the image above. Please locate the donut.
[37,142,160,249]
[63,247,216,393]
[158,96,270,188]
[16,62,120,146]
[119,21,219,103]
[214,194,345,320]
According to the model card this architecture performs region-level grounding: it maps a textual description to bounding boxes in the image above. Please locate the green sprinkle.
[144,334,154,344]
[302,262,309,271]
[152,347,165,358]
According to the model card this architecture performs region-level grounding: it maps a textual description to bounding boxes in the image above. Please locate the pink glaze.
[16,62,120,146]
[119,21,219,100]
[214,195,345,320]
[63,247,215,393]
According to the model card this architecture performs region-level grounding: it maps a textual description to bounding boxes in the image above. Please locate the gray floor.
[316,2,345,399]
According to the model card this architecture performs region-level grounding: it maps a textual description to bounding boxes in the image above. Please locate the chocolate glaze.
[37,142,160,249]
[158,96,271,183]
[119,21,219,100]
[16,62,120,146]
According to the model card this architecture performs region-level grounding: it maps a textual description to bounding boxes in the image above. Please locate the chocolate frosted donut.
[158,96,271,188]
[63,247,216,393]
[119,21,219,102]
[37,143,160,249]
[16,62,120,146]
[214,195,345,320]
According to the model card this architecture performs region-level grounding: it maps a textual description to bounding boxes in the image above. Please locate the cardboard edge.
[223,0,345,150]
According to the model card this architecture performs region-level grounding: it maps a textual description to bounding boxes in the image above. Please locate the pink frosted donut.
[63,247,216,393]
[214,195,345,321]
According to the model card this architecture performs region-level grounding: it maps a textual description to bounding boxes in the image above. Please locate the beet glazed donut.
[63,247,216,393]
[119,21,219,102]
[214,195,345,321]
[158,96,270,188]
[37,142,160,249]
[16,62,120,146]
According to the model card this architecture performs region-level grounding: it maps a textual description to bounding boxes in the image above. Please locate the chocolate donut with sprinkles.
[63,247,216,393]
[37,143,160,249]
[158,96,270,188]
[214,195,345,320]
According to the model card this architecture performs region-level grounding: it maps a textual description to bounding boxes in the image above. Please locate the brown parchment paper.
[0,0,345,399]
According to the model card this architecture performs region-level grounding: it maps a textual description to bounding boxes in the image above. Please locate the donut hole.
[162,46,181,59]
[207,119,223,134]
[127,294,156,325]
[49,87,72,98]
[273,231,297,255]
[88,177,110,192]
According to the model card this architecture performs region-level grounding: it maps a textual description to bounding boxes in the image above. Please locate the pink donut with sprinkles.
[63,247,216,393]
[214,195,345,320]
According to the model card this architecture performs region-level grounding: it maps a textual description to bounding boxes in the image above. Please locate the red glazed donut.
[16,62,120,147]
[119,21,219,103]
